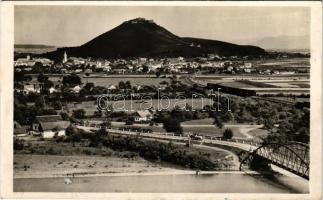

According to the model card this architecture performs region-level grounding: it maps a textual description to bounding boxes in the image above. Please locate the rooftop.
[35,115,71,131]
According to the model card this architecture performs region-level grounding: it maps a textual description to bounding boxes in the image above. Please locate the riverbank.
[14,137,238,179]
[14,154,191,179]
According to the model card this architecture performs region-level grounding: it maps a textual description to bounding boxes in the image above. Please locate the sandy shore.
[13,154,179,178]
[14,154,243,179]
[14,154,304,182]
[15,169,258,179]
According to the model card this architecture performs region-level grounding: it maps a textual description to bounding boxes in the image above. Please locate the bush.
[99,135,217,170]
[125,120,134,125]
[62,73,81,86]
[53,101,62,110]
[14,138,25,150]
[223,128,233,139]
[72,109,86,119]
[163,118,183,133]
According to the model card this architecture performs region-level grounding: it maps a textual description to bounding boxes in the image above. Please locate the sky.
[14,6,310,47]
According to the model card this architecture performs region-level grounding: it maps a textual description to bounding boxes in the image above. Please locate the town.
[12,12,311,193]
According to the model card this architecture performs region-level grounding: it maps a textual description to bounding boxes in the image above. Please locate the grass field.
[181,118,214,125]
[67,98,213,115]
[256,58,310,68]
[29,76,171,86]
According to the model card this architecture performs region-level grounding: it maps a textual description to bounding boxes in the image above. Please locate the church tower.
[63,51,67,63]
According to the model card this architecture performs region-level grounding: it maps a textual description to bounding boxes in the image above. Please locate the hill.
[44,18,266,60]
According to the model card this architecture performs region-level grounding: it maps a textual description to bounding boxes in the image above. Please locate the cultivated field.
[82,77,170,87]
[67,98,213,115]
[28,75,171,86]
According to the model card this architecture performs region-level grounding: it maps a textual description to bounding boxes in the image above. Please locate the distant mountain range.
[14,44,56,49]
[14,44,57,54]
[249,35,310,51]
[41,18,266,60]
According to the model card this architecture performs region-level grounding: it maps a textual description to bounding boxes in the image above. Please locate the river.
[14,173,308,193]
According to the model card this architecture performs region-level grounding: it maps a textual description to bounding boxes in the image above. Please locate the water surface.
[14,173,308,193]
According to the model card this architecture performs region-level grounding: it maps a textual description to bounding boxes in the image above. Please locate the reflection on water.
[14,173,308,193]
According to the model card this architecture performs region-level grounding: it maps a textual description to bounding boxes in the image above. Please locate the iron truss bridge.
[239,141,309,179]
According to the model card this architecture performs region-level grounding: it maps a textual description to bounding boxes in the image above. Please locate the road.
[77,125,258,152]
[107,121,264,140]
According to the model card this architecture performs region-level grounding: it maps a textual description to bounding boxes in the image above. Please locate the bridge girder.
[239,142,309,179]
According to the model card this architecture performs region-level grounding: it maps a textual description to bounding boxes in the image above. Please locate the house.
[32,115,71,138]
[264,69,271,75]
[74,69,83,73]
[280,71,295,75]
[133,110,153,122]
[49,87,57,94]
[14,57,35,67]
[107,85,117,90]
[23,84,40,94]
[227,66,234,72]
[72,85,82,93]
[103,66,111,72]
[244,63,252,68]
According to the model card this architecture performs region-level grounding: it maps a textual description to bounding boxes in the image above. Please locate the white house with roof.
[133,110,153,122]
[23,84,41,94]
[107,85,117,90]
[244,63,252,68]
[49,87,57,94]
[72,85,82,93]
[33,115,71,138]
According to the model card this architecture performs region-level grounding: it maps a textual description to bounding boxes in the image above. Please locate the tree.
[33,62,43,72]
[72,109,86,119]
[142,65,149,73]
[163,118,183,134]
[65,126,78,136]
[60,112,69,120]
[14,72,31,82]
[126,116,135,125]
[213,116,223,129]
[37,73,48,83]
[125,81,131,89]
[223,128,233,139]
[263,118,274,130]
[101,118,111,128]
[118,81,126,89]
[14,138,25,150]
[62,73,81,86]
[94,110,102,117]
[43,80,54,89]
[156,71,161,78]
[35,95,45,108]
[84,82,94,91]
[42,80,54,94]
[53,101,62,110]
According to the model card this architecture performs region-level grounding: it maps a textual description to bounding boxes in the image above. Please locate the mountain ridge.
[43,18,267,60]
